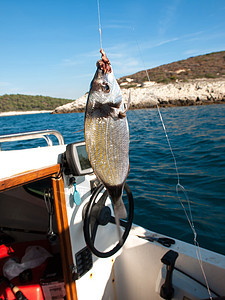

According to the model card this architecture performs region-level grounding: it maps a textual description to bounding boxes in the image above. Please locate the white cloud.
[104,19,132,30]
[187,31,225,43]
[111,53,141,76]
[158,0,180,36]
[154,37,179,47]
[183,49,200,56]
[0,81,11,87]
[113,57,139,68]
[61,58,82,67]
[184,47,225,57]
[139,30,214,53]
[139,37,179,52]
[104,24,131,30]
[61,50,99,67]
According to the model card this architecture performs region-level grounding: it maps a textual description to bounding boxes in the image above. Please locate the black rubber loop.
[83,183,134,258]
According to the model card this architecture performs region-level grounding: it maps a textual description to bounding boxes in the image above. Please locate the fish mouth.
[97,49,112,74]
[90,67,111,94]
[91,49,113,92]
[95,63,106,80]
[96,60,111,77]
[96,60,104,70]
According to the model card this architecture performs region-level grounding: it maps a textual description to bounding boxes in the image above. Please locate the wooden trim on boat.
[0,164,78,300]
[52,175,78,300]
[0,164,61,192]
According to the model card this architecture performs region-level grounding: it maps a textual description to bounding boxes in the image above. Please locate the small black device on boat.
[64,142,93,176]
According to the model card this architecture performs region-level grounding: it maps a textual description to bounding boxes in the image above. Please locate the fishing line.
[95,3,212,298]
[135,38,213,299]
[97,0,103,50]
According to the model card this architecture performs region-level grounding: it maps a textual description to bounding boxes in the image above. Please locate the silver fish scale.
[85,115,129,187]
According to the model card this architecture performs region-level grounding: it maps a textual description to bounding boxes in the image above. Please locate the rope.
[97,0,103,50]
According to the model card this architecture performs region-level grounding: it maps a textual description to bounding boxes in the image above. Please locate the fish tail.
[114,211,123,245]
[113,198,127,245]
[113,198,127,219]
[107,185,127,244]
[107,185,127,219]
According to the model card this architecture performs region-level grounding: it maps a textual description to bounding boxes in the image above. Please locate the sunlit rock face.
[52,78,225,114]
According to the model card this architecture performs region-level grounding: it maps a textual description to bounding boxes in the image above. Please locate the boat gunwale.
[0,164,61,192]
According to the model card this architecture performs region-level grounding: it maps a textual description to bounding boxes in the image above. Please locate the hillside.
[52,51,225,114]
[0,94,73,113]
[118,51,225,88]
[1,51,225,114]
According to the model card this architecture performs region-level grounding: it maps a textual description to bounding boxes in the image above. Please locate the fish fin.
[118,91,131,118]
[125,90,131,112]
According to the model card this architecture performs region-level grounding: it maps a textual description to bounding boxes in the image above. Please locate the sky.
[0,0,225,99]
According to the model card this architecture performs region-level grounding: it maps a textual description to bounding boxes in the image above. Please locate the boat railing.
[0,130,65,150]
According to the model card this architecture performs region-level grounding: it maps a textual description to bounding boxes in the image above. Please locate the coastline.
[0,110,52,117]
[1,78,224,116]
[52,78,225,114]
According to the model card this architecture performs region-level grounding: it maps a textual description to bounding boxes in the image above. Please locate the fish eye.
[102,82,110,92]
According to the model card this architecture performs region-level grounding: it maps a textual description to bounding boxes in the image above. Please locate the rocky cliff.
[52,78,225,114]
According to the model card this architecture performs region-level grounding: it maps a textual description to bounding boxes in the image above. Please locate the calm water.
[1,104,225,255]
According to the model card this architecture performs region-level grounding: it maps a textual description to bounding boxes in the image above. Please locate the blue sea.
[1,104,225,255]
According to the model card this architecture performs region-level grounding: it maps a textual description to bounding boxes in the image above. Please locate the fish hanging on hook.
[84,48,131,242]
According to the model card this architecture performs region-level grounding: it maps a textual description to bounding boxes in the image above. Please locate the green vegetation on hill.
[0,94,73,112]
[118,50,225,88]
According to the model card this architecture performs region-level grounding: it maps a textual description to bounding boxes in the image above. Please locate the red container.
[0,283,44,300]
[0,240,52,300]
